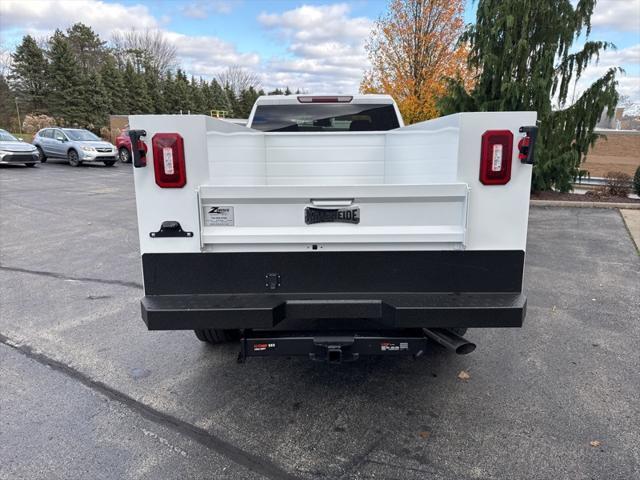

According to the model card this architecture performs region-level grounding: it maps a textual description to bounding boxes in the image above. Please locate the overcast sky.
[0,0,638,102]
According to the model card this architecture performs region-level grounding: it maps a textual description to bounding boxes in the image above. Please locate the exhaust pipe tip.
[423,328,476,355]
[455,342,476,355]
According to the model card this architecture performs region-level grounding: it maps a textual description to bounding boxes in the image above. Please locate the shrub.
[604,171,631,197]
[22,114,57,134]
[634,166,640,196]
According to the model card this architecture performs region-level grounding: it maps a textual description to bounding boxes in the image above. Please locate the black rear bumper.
[142,292,526,330]
[140,250,527,331]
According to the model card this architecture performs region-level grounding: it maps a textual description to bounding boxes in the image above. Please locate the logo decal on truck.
[204,206,234,226]
[305,206,360,225]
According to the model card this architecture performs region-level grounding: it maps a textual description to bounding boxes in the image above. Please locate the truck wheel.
[119,147,131,163]
[68,149,81,167]
[194,329,241,344]
[36,146,47,162]
[25,163,36,167]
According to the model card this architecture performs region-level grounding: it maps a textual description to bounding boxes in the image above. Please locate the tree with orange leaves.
[361,0,471,124]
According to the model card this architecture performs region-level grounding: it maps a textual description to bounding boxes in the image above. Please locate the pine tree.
[224,84,239,117]
[284,86,292,95]
[66,23,107,73]
[124,61,152,114]
[239,87,259,118]
[440,0,620,192]
[47,30,86,125]
[0,74,17,130]
[189,76,205,114]
[144,64,166,114]
[10,35,49,112]
[163,71,180,113]
[212,79,230,112]
[99,56,127,114]
[83,71,109,128]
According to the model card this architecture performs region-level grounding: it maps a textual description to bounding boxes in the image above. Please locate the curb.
[530,200,640,210]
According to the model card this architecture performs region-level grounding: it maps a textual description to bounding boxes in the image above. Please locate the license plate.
[305,206,360,225]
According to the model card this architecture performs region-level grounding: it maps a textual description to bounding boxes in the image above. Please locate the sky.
[0,0,638,102]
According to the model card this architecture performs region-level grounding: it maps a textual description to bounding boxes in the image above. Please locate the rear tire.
[68,149,81,167]
[25,163,36,167]
[36,146,46,162]
[118,147,131,163]
[103,160,116,167]
[194,329,241,344]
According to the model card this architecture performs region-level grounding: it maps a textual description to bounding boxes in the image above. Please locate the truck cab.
[247,94,404,132]
[128,94,537,362]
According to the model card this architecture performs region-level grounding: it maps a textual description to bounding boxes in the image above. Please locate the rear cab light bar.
[297,96,353,103]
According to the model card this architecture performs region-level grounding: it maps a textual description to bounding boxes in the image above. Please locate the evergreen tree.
[83,71,109,128]
[189,76,205,114]
[440,0,620,192]
[209,79,230,114]
[47,30,86,125]
[99,56,127,114]
[284,86,292,95]
[173,69,193,113]
[123,61,152,114]
[66,23,107,73]
[10,35,49,112]
[224,84,239,117]
[0,74,17,130]
[239,86,260,118]
[144,64,166,114]
[163,71,180,113]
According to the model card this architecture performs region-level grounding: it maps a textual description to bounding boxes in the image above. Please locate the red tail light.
[479,130,513,185]
[152,133,186,188]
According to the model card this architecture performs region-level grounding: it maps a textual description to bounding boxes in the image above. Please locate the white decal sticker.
[162,147,174,175]
[492,144,503,172]
[204,206,234,226]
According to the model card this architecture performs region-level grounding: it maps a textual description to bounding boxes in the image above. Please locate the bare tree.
[216,65,261,95]
[0,47,12,76]
[111,29,178,73]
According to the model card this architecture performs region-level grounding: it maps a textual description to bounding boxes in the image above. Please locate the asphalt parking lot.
[1,162,639,480]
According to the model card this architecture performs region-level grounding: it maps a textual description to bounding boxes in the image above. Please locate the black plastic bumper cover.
[141,292,526,331]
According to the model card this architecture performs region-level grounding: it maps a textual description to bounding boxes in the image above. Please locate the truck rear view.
[129,95,537,362]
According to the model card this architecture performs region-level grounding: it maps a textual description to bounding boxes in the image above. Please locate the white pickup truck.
[129,94,537,362]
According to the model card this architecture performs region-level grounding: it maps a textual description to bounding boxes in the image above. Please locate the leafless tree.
[216,65,261,95]
[0,47,12,76]
[111,29,178,73]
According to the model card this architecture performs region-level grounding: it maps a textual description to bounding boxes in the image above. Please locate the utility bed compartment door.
[198,184,468,252]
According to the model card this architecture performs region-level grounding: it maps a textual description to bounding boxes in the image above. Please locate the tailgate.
[198,184,468,251]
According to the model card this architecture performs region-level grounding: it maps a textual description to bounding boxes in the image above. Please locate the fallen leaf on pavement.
[419,431,430,439]
[457,370,471,381]
[589,440,601,447]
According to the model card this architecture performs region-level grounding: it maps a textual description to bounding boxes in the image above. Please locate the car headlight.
[82,146,96,152]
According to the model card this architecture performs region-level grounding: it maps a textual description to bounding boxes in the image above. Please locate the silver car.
[0,129,40,167]
[32,128,118,167]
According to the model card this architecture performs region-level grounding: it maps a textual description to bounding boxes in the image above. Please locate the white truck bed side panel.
[457,112,536,251]
[130,115,212,254]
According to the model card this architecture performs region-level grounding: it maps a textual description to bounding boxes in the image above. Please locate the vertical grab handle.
[128,129,147,168]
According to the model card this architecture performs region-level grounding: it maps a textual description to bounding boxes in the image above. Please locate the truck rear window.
[251,104,400,132]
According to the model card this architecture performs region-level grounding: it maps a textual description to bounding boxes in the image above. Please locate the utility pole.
[15,98,22,135]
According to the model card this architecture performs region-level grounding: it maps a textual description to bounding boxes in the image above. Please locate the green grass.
[8,132,34,143]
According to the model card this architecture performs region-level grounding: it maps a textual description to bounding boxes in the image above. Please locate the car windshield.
[0,130,18,141]
[251,104,400,132]
[64,129,100,141]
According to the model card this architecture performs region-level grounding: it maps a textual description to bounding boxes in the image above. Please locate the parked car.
[115,127,147,164]
[0,129,40,167]
[115,128,132,163]
[32,128,117,167]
